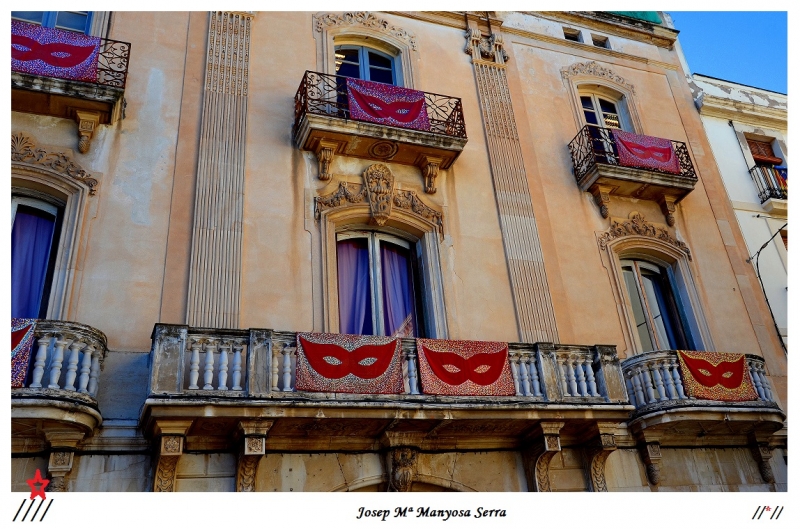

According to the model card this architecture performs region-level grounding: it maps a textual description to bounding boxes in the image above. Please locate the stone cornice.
[696,94,787,131]
[536,11,679,49]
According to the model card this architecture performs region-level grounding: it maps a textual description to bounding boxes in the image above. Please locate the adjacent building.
[11,11,787,493]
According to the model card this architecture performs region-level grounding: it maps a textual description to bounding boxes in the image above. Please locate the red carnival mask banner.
[346,78,431,132]
[12,318,37,389]
[295,333,404,394]
[611,129,681,174]
[416,339,515,396]
[11,20,101,83]
[677,350,759,402]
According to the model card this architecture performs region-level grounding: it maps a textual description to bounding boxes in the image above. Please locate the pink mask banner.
[295,332,405,394]
[611,129,681,174]
[12,20,101,83]
[12,318,37,388]
[677,351,759,402]
[347,78,431,132]
[416,339,515,396]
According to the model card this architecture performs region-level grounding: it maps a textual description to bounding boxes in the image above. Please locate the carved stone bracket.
[464,27,508,64]
[561,61,635,94]
[75,110,101,154]
[46,451,74,492]
[750,443,775,484]
[387,447,418,492]
[583,423,618,492]
[11,132,99,194]
[417,155,443,194]
[598,212,691,260]
[315,140,342,181]
[314,164,444,235]
[590,184,613,219]
[153,435,183,492]
[658,195,678,227]
[522,422,564,492]
[638,441,663,486]
[236,420,273,492]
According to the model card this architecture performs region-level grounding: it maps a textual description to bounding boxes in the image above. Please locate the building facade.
[11,11,787,493]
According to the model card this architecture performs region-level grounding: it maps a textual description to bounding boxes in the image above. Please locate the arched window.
[334,45,398,86]
[620,259,689,351]
[581,94,622,129]
[336,230,422,337]
[11,195,63,318]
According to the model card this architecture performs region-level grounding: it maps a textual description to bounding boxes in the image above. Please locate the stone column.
[186,11,254,328]
[465,26,559,343]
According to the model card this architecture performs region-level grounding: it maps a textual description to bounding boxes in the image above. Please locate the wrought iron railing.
[750,165,787,203]
[294,70,467,139]
[568,125,696,182]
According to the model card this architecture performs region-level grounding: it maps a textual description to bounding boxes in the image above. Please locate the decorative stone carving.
[162,436,181,454]
[369,141,399,160]
[46,450,75,492]
[11,132,99,194]
[47,476,67,492]
[237,455,260,492]
[315,141,337,181]
[561,61,635,94]
[314,166,444,235]
[51,451,71,466]
[154,435,183,492]
[638,442,662,486]
[464,28,508,64]
[658,195,678,227]
[417,155,442,194]
[590,184,612,219]
[236,419,272,491]
[387,447,417,492]
[522,422,564,492]
[246,437,264,454]
[750,444,775,484]
[364,163,395,225]
[584,425,617,492]
[75,110,100,154]
[314,12,417,50]
[597,212,691,260]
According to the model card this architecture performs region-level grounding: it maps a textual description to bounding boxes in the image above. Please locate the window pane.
[580,96,595,110]
[337,239,373,335]
[367,51,392,69]
[336,61,360,79]
[55,11,89,32]
[640,271,672,349]
[368,67,394,85]
[623,266,654,351]
[11,206,56,319]
[380,241,417,337]
[12,12,44,24]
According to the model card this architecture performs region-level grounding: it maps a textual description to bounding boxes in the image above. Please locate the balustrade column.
[48,338,70,389]
[63,341,85,391]
[575,358,588,396]
[77,345,94,393]
[88,349,102,397]
[29,335,51,388]
[640,366,656,403]
[520,356,532,396]
[406,350,419,395]
[282,347,294,391]
[749,361,765,400]
[758,368,773,401]
[566,358,578,396]
[584,358,599,397]
[650,362,667,401]
[631,368,645,407]
[188,341,202,390]
[668,359,686,399]
[529,357,542,397]
[218,343,230,390]
[660,361,677,399]
[232,343,243,391]
[203,343,217,390]
[625,376,637,405]
[271,347,280,391]
[510,354,522,396]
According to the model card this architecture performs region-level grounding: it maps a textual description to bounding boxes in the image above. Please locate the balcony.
[142,325,632,453]
[11,320,108,454]
[11,20,131,152]
[294,71,467,191]
[621,350,784,446]
[568,125,697,225]
[750,165,788,214]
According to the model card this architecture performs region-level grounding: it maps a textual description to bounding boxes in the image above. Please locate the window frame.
[334,45,398,86]
[12,11,94,34]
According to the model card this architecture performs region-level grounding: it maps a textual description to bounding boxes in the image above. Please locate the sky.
[668,11,787,94]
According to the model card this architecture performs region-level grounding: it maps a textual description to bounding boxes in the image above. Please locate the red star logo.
[26,469,49,500]
[765,507,772,511]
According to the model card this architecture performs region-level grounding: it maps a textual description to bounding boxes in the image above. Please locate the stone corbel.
[75,110,101,154]
[44,430,84,492]
[152,420,192,492]
[748,434,775,485]
[315,140,341,181]
[638,441,663,486]
[417,154,443,194]
[521,422,565,492]
[583,422,618,492]
[658,195,678,227]
[386,447,418,492]
[590,184,614,219]
[236,420,273,492]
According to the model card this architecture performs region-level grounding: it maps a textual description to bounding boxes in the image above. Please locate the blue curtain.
[11,208,56,319]
[381,242,416,337]
[337,239,373,335]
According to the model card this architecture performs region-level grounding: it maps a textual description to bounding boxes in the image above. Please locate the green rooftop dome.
[607,11,663,24]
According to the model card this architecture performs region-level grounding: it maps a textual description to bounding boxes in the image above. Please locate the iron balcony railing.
[750,165,787,203]
[294,70,467,139]
[11,34,131,89]
[568,124,696,182]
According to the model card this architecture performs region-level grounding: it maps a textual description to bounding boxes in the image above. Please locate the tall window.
[747,138,787,201]
[334,45,397,85]
[581,94,622,129]
[336,231,421,337]
[11,11,93,33]
[11,196,62,319]
[621,259,689,352]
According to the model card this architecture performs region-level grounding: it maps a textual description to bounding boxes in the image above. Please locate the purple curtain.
[11,208,56,319]
[381,242,416,337]
[337,239,373,335]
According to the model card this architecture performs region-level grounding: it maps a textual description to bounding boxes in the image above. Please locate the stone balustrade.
[621,350,776,410]
[148,325,630,404]
[20,320,108,398]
